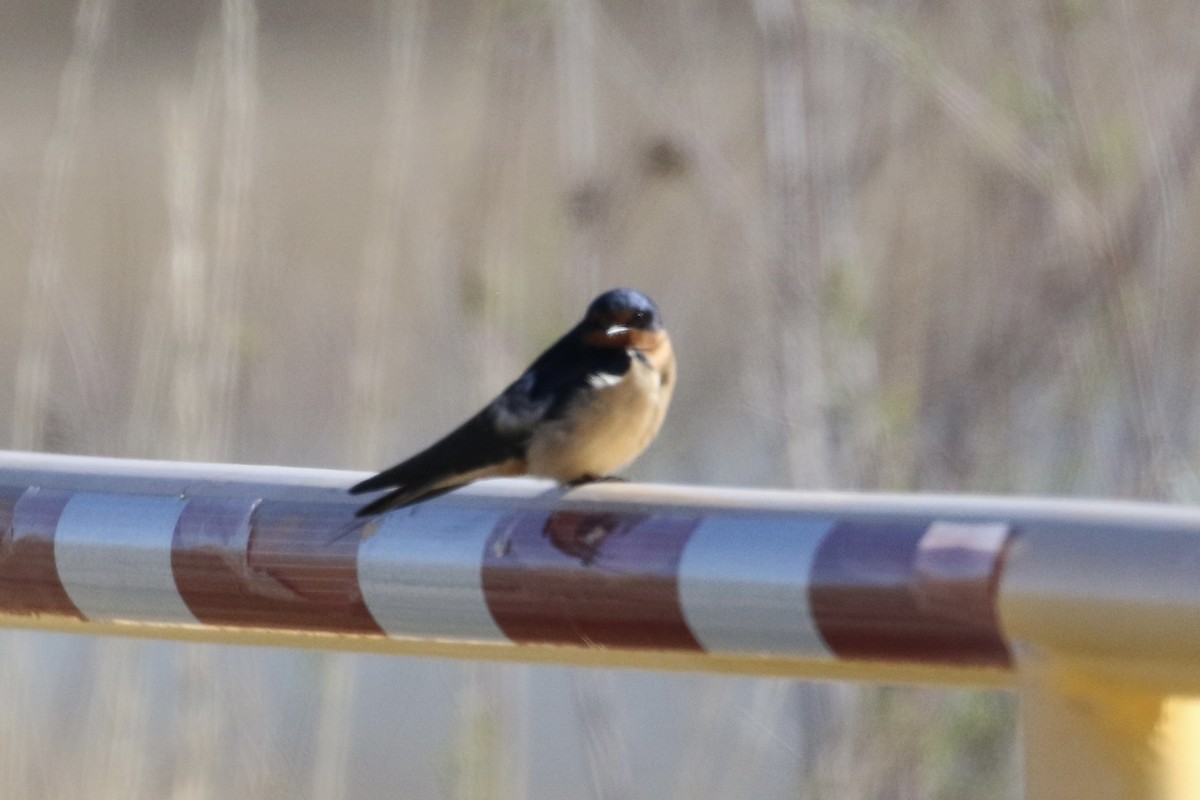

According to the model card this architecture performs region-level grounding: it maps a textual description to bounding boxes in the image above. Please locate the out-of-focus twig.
[170,647,219,800]
[812,0,1200,341]
[80,641,149,800]
[452,8,546,397]
[573,671,633,800]
[452,664,507,800]
[348,0,430,468]
[12,0,113,451]
[556,0,603,311]
[668,679,739,800]
[161,46,219,461]
[310,653,359,800]
[753,0,834,488]
[585,1,772,262]
[808,0,1093,224]
[817,0,1200,497]
[203,0,258,461]
[710,680,791,800]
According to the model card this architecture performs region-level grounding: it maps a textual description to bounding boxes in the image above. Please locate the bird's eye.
[632,310,649,326]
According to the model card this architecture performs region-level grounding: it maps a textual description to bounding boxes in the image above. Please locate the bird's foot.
[565,474,628,487]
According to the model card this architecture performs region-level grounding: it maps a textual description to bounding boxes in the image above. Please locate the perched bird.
[349,288,675,517]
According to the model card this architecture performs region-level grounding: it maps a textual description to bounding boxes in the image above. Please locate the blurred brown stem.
[754,0,834,488]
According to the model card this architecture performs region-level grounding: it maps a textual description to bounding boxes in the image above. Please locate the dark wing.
[348,408,525,516]
[349,326,631,516]
[460,323,632,435]
[516,323,632,420]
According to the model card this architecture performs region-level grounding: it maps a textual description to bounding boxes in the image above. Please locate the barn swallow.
[349,288,675,516]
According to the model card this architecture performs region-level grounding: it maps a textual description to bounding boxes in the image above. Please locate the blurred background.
[4,0,1200,796]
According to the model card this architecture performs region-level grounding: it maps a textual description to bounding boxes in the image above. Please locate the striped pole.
[2,451,1200,798]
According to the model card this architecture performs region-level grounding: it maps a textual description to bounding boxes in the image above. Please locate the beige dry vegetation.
[2,0,1199,796]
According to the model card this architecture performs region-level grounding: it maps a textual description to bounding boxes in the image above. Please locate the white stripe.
[587,371,624,388]
[55,493,196,623]
[358,505,509,642]
[678,515,835,657]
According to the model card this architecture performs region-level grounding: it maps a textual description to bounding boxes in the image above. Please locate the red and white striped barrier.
[4,448,1200,682]
[0,451,1026,670]
[9,451,1200,799]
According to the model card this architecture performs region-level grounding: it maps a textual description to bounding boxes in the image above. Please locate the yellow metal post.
[1000,519,1200,800]
[1020,657,1200,800]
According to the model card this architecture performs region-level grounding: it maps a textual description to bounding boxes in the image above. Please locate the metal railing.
[1,450,1198,799]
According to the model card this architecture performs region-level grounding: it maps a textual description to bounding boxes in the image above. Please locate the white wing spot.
[587,371,624,389]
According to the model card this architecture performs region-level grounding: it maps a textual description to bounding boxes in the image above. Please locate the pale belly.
[524,353,673,482]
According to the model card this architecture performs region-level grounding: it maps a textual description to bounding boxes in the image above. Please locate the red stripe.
[0,489,82,617]
[172,497,381,633]
[808,520,1012,666]
[481,509,703,649]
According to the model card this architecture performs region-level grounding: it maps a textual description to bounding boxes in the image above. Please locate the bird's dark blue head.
[581,289,666,351]
[584,288,663,332]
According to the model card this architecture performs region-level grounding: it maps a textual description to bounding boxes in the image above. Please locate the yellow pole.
[1020,656,1200,800]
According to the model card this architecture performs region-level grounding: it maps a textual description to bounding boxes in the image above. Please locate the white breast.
[525,346,674,482]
